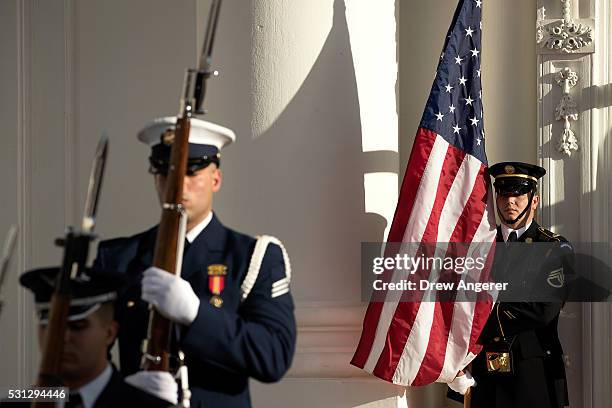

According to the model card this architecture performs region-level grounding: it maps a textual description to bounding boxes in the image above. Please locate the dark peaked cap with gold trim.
[20,267,125,324]
[489,161,546,195]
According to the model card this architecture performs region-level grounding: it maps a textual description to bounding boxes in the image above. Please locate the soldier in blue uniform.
[7,267,171,408]
[93,117,296,407]
[449,162,572,407]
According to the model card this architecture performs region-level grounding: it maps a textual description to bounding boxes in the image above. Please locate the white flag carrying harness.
[240,235,291,301]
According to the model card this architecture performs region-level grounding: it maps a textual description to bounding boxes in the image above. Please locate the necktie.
[66,392,83,408]
[507,231,518,242]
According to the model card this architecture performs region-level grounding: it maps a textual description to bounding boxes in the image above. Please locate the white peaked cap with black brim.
[137,116,236,152]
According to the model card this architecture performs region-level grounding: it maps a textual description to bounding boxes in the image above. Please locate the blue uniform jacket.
[93,214,296,408]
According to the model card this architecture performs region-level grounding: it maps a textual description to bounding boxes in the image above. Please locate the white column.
[537,1,612,407]
[211,0,402,406]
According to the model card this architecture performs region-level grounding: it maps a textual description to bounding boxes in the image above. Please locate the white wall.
[0,0,602,407]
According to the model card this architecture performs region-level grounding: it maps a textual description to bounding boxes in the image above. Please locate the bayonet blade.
[0,225,18,293]
[198,0,222,72]
[82,134,109,232]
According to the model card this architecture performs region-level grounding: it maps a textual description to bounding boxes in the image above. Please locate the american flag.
[351,0,497,386]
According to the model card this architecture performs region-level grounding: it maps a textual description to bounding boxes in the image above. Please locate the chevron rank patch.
[271,277,290,299]
[547,267,564,288]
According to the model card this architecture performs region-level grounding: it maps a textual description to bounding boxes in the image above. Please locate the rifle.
[0,225,18,317]
[140,0,223,377]
[31,136,108,406]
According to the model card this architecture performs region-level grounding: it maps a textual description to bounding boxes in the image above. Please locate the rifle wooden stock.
[141,0,222,378]
[32,295,70,408]
[142,117,191,371]
[35,294,70,387]
[32,233,89,408]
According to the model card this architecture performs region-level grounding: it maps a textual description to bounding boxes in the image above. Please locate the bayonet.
[0,225,18,316]
[82,134,109,232]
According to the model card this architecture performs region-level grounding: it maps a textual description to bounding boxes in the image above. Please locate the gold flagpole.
[463,387,472,408]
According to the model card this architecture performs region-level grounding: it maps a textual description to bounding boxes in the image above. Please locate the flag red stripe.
[421,144,466,243]
[411,163,488,385]
[350,301,384,368]
[448,164,488,244]
[387,128,437,243]
[372,139,465,381]
[468,241,497,355]
[350,129,436,369]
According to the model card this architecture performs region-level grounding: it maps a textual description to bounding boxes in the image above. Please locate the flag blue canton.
[419,0,487,165]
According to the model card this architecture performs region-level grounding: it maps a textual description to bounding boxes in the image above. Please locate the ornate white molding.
[554,67,579,156]
[537,0,595,54]
[539,1,612,407]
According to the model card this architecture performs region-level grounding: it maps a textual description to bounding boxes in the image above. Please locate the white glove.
[125,371,178,404]
[448,371,476,395]
[142,266,200,325]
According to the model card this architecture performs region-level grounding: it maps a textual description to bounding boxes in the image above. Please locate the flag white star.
[453,124,461,134]
[464,95,474,105]
[470,117,480,126]
[436,112,444,121]
[476,0,482,8]
[465,26,474,37]
[470,48,480,57]
[476,137,482,145]
[449,104,456,113]
[455,55,463,65]
[476,69,481,77]
[459,76,467,86]
[445,84,453,93]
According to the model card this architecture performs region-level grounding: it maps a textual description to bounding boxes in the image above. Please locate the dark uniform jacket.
[92,366,172,407]
[469,221,572,408]
[93,214,296,408]
[0,366,171,407]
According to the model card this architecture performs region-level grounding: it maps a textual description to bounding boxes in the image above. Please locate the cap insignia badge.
[504,165,515,174]
[161,128,175,146]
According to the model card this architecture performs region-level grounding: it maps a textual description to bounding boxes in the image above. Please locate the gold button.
[127,301,135,308]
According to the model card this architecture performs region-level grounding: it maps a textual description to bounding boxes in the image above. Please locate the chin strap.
[498,190,534,226]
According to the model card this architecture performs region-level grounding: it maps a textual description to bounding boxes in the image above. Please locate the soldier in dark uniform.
[5,267,171,408]
[93,117,296,407]
[466,162,571,408]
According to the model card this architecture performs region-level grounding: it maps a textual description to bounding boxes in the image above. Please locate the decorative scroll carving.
[554,67,579,156]
[537,0,594,54]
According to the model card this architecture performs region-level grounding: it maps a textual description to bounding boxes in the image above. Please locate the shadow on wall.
[219,0,393,302]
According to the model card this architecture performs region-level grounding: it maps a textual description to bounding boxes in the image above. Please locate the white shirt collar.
[185,211,213,243]
[72,363,112,408]
[500,221,532,242]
